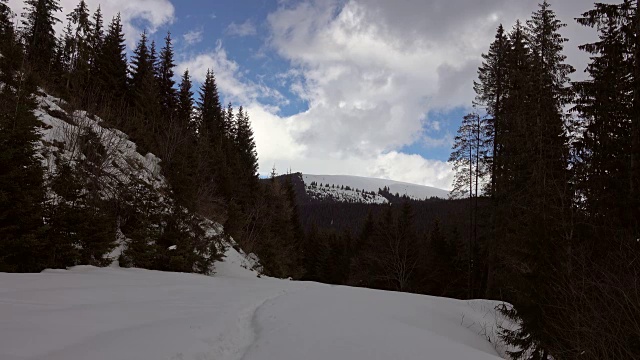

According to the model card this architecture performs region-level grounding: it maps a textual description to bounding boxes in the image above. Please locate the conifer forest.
[0,1,639,359]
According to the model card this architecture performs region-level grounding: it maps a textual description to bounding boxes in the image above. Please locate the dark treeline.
[0,0,303,278]
[271,172,491,299]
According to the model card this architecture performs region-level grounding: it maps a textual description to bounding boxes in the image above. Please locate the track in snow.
[208,290,291,360]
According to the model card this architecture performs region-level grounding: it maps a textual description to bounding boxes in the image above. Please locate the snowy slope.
[306,181,389,204]
[0,256,513,360]
[303,174,450,201]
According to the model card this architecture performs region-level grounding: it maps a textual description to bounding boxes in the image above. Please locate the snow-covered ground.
[306,182,389,204]
[303,174,450,201]
[0,248,510,360]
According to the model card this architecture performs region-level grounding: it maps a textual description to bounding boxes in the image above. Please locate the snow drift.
[0,251,511,360]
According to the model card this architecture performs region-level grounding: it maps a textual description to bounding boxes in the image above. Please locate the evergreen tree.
[235,106,260,204]
[575,3,631,237]
[95,13,127,104]
[225,102,236,140]
[474,24,509,197]
[87,5,103,79]
[197,69,223,139]
[496,3,573,358]
[21,0,61,75]
[424,219,456,296]
[64,0,92,94]
[0,27,48,272]
[45,159,116,268]
[157,32,177,117]
[177,69,194,127]
[129,30,159,147]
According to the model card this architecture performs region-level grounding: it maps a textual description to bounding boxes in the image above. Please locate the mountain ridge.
[302,173,450,202]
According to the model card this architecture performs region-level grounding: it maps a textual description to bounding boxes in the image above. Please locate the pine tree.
[64,0,92,94]
[95,13,127,104]
[177,69,194,127]
[194,69,226,211]
[129,30,159,147]
[225,102,236,140]
[197,69,223,139]
[475,24,509,196]
[495,3,573,358]
[21,0,62,76]
[157,32,177,117]
[0,25,48,272]
[87,6,103,80]
[235,107,260,200]
[575,3,633,239]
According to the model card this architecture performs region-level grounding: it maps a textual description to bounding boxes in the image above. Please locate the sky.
[8,0,597,189]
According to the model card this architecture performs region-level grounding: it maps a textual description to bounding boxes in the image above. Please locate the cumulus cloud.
[177,42,287,106]
[251,0,596,188]
[226,19,258,37]
[183,27,203,45]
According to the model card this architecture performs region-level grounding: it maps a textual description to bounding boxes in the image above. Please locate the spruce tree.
[21,0,62,76]
[575,2,633,240]
[129,30,159,147]
[0,25,48,272]
[197,69,223,139]
[236,108,259,174]
[64,0,92,94]
[496,3,573,358]
[87,6,103,81]
[157,32,177,117]
[95,13,127,104]
[177,69,194,127]
[474,24,509,196]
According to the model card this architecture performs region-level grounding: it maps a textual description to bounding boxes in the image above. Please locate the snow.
[35,93,167,195]
[303,174,450,201]
[0,249,510,360]
[306,181,389,204]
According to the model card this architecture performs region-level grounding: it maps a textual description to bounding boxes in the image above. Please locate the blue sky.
[9,0,594,189]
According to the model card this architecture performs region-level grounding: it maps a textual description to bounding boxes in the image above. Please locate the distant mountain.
[302,174,450,203]
[267,172,466,236]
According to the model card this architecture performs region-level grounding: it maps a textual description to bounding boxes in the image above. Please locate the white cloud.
[8,0,175,45]
[251,0,596,189]
[177,42,286,107]
[183,27,203,45]
[226,19,257,37]
[9,0,595,190]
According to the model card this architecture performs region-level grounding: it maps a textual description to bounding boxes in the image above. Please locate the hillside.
[31,91,226,273]
[303,174,450,202]
[0,261,512,360]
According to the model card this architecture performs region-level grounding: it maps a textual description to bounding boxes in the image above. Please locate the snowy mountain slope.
[0,260,512,360]
[306,181,389,204]
[303,174,450,201]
